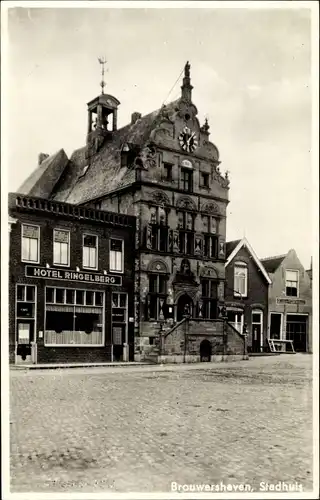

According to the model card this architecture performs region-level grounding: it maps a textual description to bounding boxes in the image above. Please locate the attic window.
[121,144,130,168]
[79,165,89,178]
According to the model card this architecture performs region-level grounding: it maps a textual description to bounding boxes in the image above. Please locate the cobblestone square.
[9,355,313,494]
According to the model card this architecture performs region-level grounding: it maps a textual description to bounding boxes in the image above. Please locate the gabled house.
[225,238,271,353]
[261,249,312,353]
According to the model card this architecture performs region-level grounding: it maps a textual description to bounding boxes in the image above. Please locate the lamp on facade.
[46,263,50,269]
[103,270,108,275]
[76,266,80,272]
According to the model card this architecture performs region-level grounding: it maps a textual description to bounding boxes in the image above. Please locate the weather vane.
[98,56,107,94]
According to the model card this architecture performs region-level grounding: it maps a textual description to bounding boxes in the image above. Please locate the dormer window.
[121,144,130,168]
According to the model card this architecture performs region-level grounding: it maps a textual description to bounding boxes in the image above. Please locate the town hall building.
[11,62,247,363]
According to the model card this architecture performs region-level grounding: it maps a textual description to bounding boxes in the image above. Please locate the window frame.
[53,228,70,267]
[44,286,105,347]
[21,224,40,264]
[82,233,99,270]
[234,262,248,298]
[163,162,173,181]
[109,238,124,274]
[180,168,193,192]
[285,269,299,298]
[200,172,210,188]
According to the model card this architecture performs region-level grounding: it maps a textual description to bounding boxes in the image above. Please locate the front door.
[16,320,34,363]
[200,339,212,362]
[251,310,263,352]
[177,294,193,322]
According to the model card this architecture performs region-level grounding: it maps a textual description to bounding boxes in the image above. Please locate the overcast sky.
[5,4,314,267]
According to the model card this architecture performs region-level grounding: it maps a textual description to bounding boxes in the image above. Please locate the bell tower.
[86,58,120,159]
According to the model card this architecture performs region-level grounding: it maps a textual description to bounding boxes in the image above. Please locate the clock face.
[178,126,198,153]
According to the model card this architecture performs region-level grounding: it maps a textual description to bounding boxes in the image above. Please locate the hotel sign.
[276,298,306,305]
[25,266,122,286]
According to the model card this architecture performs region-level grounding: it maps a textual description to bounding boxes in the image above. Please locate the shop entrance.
[286,315,307,352]
[16,320,34,363]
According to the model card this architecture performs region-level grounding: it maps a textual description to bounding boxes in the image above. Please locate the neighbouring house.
[12,61,247,363]
[225,238,271,353]
[261,249,312,353]
[8,192,136,364]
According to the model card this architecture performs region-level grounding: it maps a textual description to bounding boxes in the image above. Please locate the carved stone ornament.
[176,196,197,211]
[148,259,169,274]
[137,145,157,170]
[200,266,218,279]
[152,190,170,206]
[201,201,220,215]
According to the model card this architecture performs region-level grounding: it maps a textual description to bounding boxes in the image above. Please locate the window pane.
[86,291,94,305]
[159,276,167,294]
[54,230,69,243]
[95,292,103,307]
[66,289,75,304]
[17,285,25,301]
[111,239,122,252]
[30,238,38,261]
[22,238,29,260]
[56,289,65,304]
[252,313,261,323]
[89,247,96,267]
[46,287,54,303]
[84,235,97,247]
[26,286,35,302]
[60,242,68,265]
[286,270,298,282]
[112,293,119,307]
[149,275,157,293]
[76,290,84,305]
[53,242,60,264]
[119,294,126,308]
[23,225,39,238]
[83,246,89,267]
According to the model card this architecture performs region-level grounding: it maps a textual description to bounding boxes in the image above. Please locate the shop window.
[76,290,84,305]
[234,262,248,297]
[46,287,55,303]
[200,279,217,319]
[44,287,104,346]
[200,172,210,188]
[53,229,70,266]
[83,234,98,269]
[21,224,39,263]
[180,168,193,192]
[286,270,298,297]
[110,239,123,273]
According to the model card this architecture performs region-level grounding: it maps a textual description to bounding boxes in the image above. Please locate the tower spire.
[98,56,107,94]
[181,61,193,102]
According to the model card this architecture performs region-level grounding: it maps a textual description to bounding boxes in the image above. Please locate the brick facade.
[8,194,136,364]
[225,243,270,352]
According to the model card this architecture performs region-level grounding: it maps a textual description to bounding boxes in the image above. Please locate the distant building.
[225,238,271,353]
[8,193,136,364]
[261,249,312,353]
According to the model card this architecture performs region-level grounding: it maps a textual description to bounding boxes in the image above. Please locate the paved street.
[10,355,313,493]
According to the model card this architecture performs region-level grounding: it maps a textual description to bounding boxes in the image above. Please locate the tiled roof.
[52,99,180,205]
[260,255,286,273]
[226,240,241,258]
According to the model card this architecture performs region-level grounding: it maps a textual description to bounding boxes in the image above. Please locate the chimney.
[131,112,141,125]
[38,153,49,165]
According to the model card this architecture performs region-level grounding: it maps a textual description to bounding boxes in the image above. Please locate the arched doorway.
[200,339,212,362]
[177,294,193,322]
